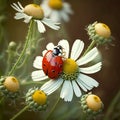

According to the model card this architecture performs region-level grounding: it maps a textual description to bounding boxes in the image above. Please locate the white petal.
[78,77,93,90]
[11,4,20,12]
[17,2,24,10]
[60,81,73,102]
[60,10,69,22]
[76,78,88,92]
[58,39,69,58]
[14,12,25,20]
[33,56,43,69]
[42,50,47,56]
[70,39,84,60]
[13,3,21,10]
[42,18,60,30]
[23,15,32,23]
[41,1,51,17]
[77,47,98,66]
[31,70,48,81]
[79,73,99,88]
[36,20,46,33]
[11,3,23,12]
[50,11,60,22]
[80,62,102,74]
[46,42,55,50]
[41,80,54,90]
[63,2,73,14]
[41,79,63,95]
[72,81,82,97]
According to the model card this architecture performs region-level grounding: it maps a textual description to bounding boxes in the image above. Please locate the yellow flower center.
[48,0,63,10]
[63,58,78,74]
[32,90,47,105]
[24,4,44,19]
[95,23,111,38]
[3,76,20,92]
[86,94,102,111]
[61,58,79,81]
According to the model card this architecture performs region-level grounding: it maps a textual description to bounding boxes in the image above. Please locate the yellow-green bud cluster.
[0,76,20,99]
[80,93,104,116]
[25,87,48,111]
[8,41,17,51]
[86,21,112,45]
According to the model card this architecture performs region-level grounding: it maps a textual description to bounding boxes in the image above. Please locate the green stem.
[17,55,29,69]
[0,97,4,104]
[104,90,120,120]
[8,20,33,76]
[10,105,29,120]
[46,97,60,120]
[21,81,45,86]
[83,40,96,56]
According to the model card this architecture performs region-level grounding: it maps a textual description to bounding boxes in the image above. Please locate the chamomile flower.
[31,39,102,102]
[87,21,112,45]
[0,76,20,99]
[80,93,103,115]
[26,87,48,111]
[11,2,60,33]
[41,0,73,22]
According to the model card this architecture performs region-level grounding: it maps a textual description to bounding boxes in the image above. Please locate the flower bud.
[8,41,17,50]
[26,87,48,111]
[95,23,111,38]
[86,94,102,111]
[80,93,104,115]
[24,4,44,19]
[4,76,19,92]
[87,21,112,45]
[32,90,47,105]
[0,76,20,99]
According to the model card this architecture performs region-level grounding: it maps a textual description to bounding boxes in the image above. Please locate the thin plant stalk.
[10,105,29,120]
[46,97,60,120]
[83,40,96,56]
[104,90,120,120]
[8,20,34,76]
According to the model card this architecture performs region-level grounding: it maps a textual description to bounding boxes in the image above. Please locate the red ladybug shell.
[42,50,63,79]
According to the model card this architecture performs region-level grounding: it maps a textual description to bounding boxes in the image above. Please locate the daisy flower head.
[31,39,102,102]
[26,87,48,111]
[87,21,112,45]
[11,2,60,33]
[80,93,104,115]
[41,0,73,22]
[0,76,20,99]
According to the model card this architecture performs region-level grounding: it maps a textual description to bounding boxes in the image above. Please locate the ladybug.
[42,45,64,79]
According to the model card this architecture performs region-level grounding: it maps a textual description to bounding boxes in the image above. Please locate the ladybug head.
[52,45,63,56]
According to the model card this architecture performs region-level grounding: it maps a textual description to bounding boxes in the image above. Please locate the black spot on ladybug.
[52,70,55,73]
[45,70,48,75]
[43,63,46,66]
[55,62,58,65]
[59,64,62,68]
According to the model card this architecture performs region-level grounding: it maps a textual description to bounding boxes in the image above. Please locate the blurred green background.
[0,0,120,119]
